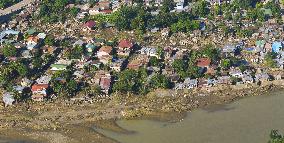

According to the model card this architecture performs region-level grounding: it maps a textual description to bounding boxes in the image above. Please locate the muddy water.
[96,90,284,143]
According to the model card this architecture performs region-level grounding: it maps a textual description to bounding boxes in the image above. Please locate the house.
[197,78,208,87]
[50,64,68,71]
[140,47,160,58]
[97,46,113,64]
[161,28,170,38]
[91,70,112,94]
[14,42,25,49]
[242,74,254,83]
[229,68,243,78]
[26,36,39,50]
[217,76,231,84]
[151,27,159,33]
[264,42,272,52]
[127,55,148,70]
[76,11,88,20]
[168,74,180,83]
[175,83,184,90]
[26,28,36,35]
[89,6,100,15]
[117,39,133,56]
[176,1,185,10]
[206,65,217,75]
[255,40,265,48]
[222,44,236,54]
[100,76,112,94]
[98,1,111,10]
[110,58,125,72]
[31,84,49,101]
[255,73,270,83]
[55,59,72,65]
[86,43,97,53]
[75,60,90,69]
[90,60,102,69]
[37,33,47,39]
[100,9,113,15]
[261,8,273,17]
[83,20,96,31]
[13,86,25,94]
[184,78,198,89]
[42,45,57,54]
[73,70,85,79]
[21,50,33,58]
[207,78,217,87]
[36,75,51,84]
[21,77,33,87]
[197,58,211,68]
[3,92,15,106]
[73,40,84,47]
[272,41,283,53]
[244,47,262,53]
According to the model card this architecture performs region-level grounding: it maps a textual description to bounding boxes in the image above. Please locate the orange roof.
[27,36,39,43]
[99,46,112,54]
[31,84,49,91]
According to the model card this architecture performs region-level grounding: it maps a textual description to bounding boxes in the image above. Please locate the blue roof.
[4,30,20,35]
[200,22,206,31]
[272,41,282,53]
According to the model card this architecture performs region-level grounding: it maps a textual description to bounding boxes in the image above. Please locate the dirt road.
[0,0,34,16]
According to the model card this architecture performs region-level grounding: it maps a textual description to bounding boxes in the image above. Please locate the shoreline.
[0,81,284,142]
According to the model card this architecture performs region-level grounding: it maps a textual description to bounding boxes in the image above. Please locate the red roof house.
[100,77,111,93]
[118,39,133,48]
[117,39,134,56]
[31,84,49,92]
[197,58,211,68]
[31,84,49,101]
[83,20,96,31]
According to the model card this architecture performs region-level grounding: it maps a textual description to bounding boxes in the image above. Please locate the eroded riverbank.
[95,89,284,143]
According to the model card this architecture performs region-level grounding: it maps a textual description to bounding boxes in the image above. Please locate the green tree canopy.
[2,44,17,57]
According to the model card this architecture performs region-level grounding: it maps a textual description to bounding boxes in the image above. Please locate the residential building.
[117,39,133,56]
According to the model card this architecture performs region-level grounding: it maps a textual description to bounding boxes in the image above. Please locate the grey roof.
[222,44,236,53]
[3,92,15,106]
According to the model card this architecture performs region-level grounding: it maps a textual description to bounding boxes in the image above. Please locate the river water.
[96,90,284,143]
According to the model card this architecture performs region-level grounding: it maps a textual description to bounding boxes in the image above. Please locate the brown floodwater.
[96,90,284,143]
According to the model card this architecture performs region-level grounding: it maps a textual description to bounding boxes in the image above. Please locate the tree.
[149,74,171,89]
[69,7,79,17]
[11,62,29,77]
[172,59,191,79]
[269,130,284,143]
[87,85,102,96]
[220,59,231,69]
[161,0,175,13]
[264,52,277,68]
[44,36,55,46]
[2,44,17,57]
[201,45,220,62]
[113,68,148,94]
[149,56,159,67]
[32,56,44,70]
[192,0,210,18]
[65,45,84,59]
[50,69,78,97]
[213,5,222,16]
